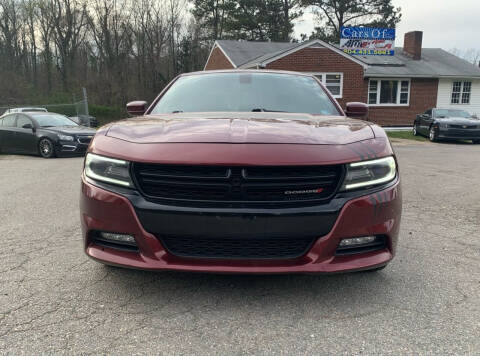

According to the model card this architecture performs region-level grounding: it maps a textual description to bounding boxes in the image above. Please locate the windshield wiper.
[40,125,53,127]
[251,108,287,112]
[171,110,183,113]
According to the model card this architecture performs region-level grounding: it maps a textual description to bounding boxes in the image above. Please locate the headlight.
[58,134,74,141]
[84,153,132,187]
[341,156,396,191]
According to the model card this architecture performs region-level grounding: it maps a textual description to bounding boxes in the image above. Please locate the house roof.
[215,40,297,67]
[213,40,480,78]
[362,48,480,78]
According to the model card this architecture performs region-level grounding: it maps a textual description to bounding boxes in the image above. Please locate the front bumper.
[56,141,89,156]
[80,176,402,274]
[438,128,480,140]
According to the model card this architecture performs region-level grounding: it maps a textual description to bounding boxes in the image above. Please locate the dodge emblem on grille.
[284,188,324,195]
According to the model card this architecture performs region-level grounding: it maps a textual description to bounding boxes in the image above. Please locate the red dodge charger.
[80,70,401,274]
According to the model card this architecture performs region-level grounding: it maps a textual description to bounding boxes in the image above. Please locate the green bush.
[89,105,127,126]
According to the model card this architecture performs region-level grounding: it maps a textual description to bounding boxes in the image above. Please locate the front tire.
[473,140,480,144]
[38,138,56,158]
[429,126,438,142]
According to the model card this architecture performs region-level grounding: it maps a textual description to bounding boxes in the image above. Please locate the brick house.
[204,32,480,126]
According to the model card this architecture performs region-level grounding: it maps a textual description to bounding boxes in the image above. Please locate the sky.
[294,0,480,52]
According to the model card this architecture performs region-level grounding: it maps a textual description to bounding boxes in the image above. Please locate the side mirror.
[345,102,368,118]
[22,123,33,130]
[126,101,148,116]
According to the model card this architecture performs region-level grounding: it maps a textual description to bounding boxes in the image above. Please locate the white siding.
[436,78,480,116]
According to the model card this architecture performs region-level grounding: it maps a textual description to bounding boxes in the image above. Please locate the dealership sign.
[340,27,395,56]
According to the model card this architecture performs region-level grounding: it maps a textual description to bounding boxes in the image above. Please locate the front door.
[0,114,18,153]
[15,114,37,154]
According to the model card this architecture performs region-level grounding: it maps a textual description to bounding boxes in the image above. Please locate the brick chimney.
[403,31,423,60]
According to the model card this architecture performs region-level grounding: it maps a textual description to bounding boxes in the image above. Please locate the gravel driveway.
[0,142,479,355]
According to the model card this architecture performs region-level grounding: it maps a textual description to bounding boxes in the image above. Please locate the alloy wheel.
[39,139,54,158]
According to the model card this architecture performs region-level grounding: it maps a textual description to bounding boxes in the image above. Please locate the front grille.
[449,124,477,129]
[77,136,93,144]
[159,235,316,259]
[132,164,343,206]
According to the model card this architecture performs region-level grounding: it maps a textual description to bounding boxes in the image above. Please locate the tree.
[301,0,401,43]
[227,0,301,41]
[0,0,212,109]
[191,0,233,40]
[450,48,480,67]
[49,0,89,90]
[191,0,301,41]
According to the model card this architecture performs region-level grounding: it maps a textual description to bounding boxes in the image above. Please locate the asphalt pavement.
[0,141,479,355]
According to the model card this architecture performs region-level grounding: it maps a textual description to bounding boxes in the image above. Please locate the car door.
[15,114,37,154]
[0,114,18,153]
[420,109,433,134]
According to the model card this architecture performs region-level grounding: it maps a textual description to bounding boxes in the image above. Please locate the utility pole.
[82,87,89,116]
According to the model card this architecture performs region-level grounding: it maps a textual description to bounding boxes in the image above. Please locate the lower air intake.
[159,236,316,259]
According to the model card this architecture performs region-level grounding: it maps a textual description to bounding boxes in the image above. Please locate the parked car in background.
[0,112,95,158]
[414,108,480,143]
[3,107,47,114]
[81,70,401,274]
[69,114,98,128]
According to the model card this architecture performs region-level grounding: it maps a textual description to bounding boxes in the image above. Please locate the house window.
[368,79,410,105]
[451,81,471,104]
[312,73,343,98]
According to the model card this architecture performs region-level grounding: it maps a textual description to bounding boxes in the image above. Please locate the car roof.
[0,111,63,119]
[24,111,64,116]
[11,107,47,111]
[179,69,315,78]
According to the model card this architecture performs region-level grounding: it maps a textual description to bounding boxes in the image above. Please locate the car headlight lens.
[84,153,132,187]
[341,156,396,191]
[58,134,74,141]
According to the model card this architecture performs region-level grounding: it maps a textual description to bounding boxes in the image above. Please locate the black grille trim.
[132,163,344,207]
[159,235,317,259]
[77,136,93,144]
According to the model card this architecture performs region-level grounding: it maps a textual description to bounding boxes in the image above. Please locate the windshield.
[150,72,341,116]
[33,114,78,127]
[435,109,473,118]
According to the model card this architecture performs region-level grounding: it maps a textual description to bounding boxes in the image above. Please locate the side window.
[2,114,16,127]
[16,115,32,128]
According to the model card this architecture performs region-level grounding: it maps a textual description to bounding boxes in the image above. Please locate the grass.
[387,130,427,141]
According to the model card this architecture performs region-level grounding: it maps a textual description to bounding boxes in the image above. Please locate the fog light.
[99,232,137,246]
[339,236,376,247]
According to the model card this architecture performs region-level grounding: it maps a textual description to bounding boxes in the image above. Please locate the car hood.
[105,112,375,145]
[42,126,96,135]
[437,117,480,125]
